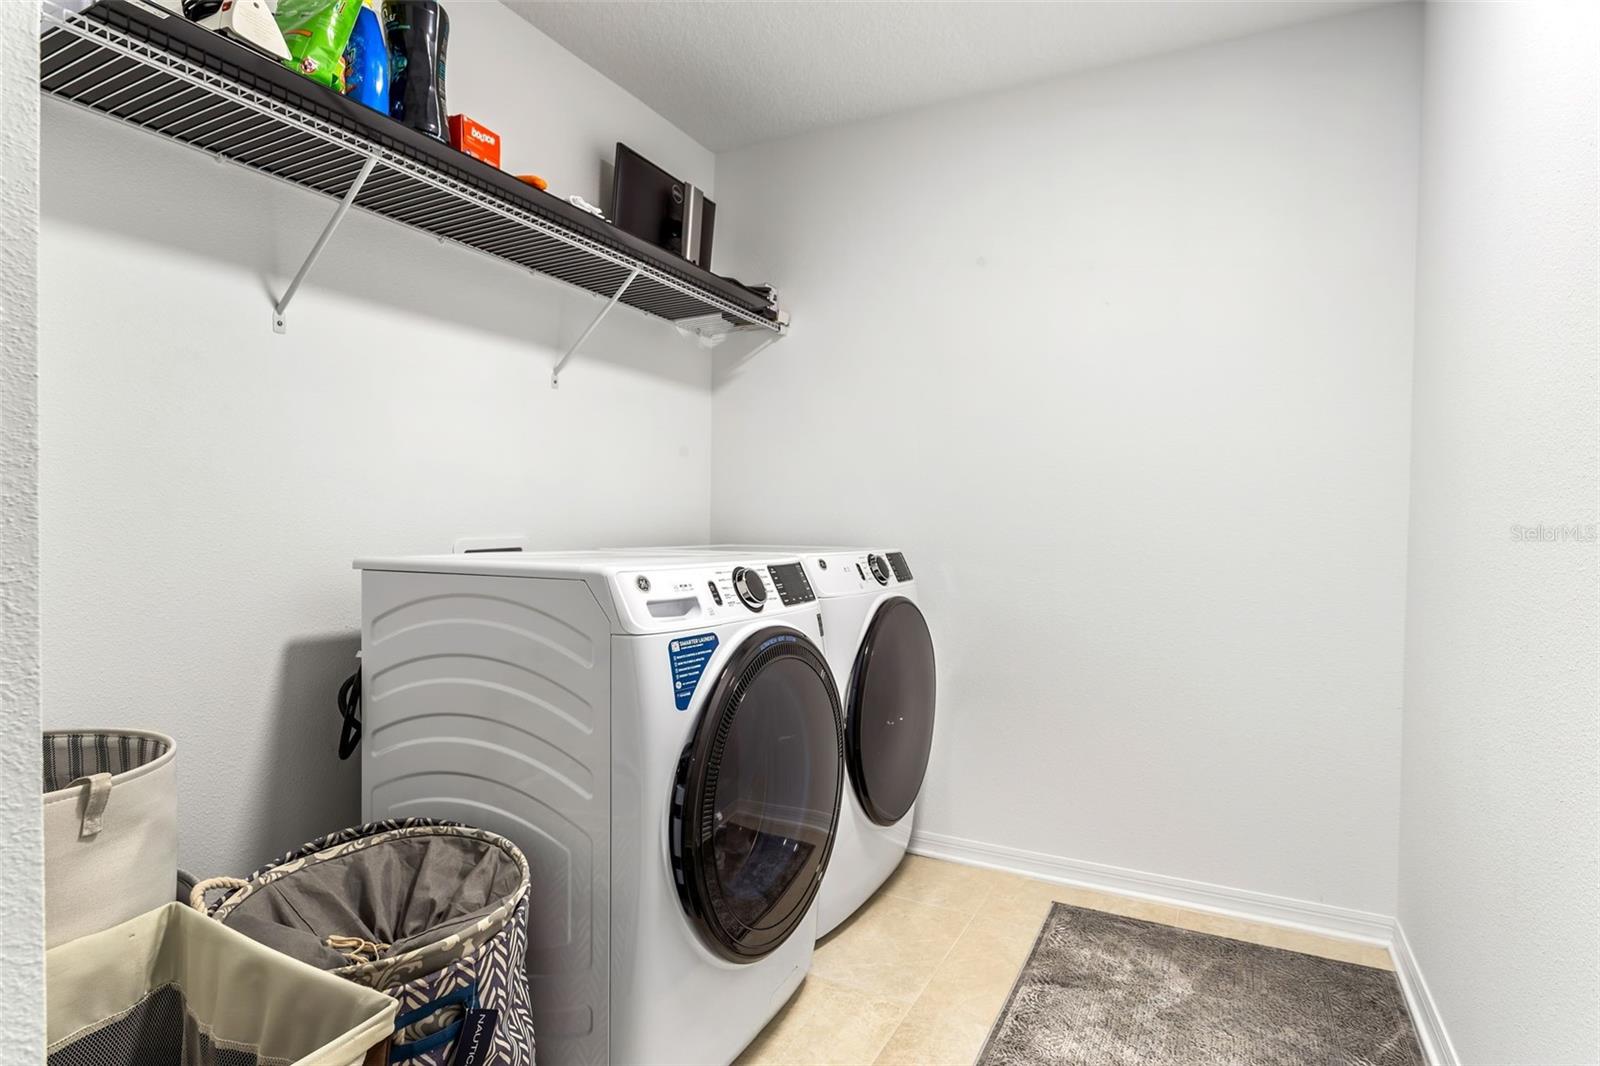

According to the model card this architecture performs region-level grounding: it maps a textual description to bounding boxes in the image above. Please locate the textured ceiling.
[506,0,1396,151]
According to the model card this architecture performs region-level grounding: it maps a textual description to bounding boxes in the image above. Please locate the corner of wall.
[0,0,46,1053]
[1390,920,1460,1066]
[1396,1,1600,1062]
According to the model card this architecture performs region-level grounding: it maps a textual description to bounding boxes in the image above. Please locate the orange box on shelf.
[448,114,501,169]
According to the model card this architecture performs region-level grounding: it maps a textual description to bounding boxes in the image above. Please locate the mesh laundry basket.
[47,902,397,1066]
[201,820,536,1066]
[43,729,177,948]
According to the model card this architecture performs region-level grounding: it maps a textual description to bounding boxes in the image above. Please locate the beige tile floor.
[738,856,1393,1066]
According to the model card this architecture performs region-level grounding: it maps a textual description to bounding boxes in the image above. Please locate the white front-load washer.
[659,547,936,938]
[353,550,845,1066]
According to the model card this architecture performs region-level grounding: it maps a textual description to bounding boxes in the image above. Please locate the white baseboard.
[909,829,1459,1064]
[1390,921,1459,1066]
[909,828,1395,944]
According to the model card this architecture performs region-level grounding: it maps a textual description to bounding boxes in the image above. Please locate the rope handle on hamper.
[326,934,392,964]
[189,876,250,912]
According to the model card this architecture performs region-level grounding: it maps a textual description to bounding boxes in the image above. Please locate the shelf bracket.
[743,333,782,361]
[551,267,641,387]
[273,153,379,334]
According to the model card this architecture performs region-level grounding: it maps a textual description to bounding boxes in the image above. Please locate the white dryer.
[663,547,935,938]
[353,550,845,1066]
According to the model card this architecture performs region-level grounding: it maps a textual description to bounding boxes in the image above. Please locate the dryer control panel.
[613,558,816,631]
[801,549,914,598]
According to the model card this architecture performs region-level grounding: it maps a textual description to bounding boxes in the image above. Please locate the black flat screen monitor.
[610,142,715,271]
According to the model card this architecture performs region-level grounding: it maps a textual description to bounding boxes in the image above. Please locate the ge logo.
[637,576,651,592]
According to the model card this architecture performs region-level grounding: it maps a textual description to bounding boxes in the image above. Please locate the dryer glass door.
[847,597,937,826]
[672,628,844,962]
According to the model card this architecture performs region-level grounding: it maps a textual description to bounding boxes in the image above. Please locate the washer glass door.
[847,597,937,826]
[672,628,843,961]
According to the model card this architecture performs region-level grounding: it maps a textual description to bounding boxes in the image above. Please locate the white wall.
[1398,1,1600,1062]
[39,1,717,876]
[1,0,45,1054]
[710,5,1421,916]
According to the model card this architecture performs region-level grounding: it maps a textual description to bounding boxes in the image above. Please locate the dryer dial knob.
[732,566,768,611]
[867,554,891,585]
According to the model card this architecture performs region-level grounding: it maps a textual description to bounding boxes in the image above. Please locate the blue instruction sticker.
[668,633,719,711]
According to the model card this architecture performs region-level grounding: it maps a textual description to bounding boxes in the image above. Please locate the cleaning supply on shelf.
[195,0,292,61]
[341,0,388,113]
[568,193,606,219]
[274,0,361,89]
[386,0,449,142]
[448,114,500,167]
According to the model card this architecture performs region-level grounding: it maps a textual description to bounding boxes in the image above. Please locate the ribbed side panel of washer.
[360,569,611,1066]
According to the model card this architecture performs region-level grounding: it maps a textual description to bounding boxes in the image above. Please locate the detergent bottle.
[341,0,389,113]
[386,0,449,141]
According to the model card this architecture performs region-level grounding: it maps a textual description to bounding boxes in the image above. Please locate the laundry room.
[2,1,1596,1064]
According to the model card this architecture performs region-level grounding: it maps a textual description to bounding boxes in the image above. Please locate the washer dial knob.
[867,554,891,585]
[732,566,768,611]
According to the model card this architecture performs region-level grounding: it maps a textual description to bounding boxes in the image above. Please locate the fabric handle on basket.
[390,982,480,1063]
[67,773,112,838]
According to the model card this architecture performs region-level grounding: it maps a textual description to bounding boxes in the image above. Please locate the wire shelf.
[38,1,783,339]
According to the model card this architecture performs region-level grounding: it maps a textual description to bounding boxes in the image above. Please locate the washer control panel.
[766,562,816,606]
[615,558,815,630]
[732,565,769,611]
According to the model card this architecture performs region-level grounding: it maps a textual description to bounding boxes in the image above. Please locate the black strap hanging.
[337,667,362,760]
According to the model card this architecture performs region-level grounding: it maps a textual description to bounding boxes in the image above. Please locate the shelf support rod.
[273,153,379,334]
[552,267,641,388]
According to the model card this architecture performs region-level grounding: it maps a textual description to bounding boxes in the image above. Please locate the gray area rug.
[978,903,1423,1066]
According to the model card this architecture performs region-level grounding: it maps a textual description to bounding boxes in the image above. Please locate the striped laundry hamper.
[197,820,535,1066]
[42,729,177,948]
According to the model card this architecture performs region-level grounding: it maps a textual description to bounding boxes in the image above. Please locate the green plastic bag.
[275,0,362,89]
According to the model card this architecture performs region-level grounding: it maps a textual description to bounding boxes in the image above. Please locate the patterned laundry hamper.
[198,820,536,1066]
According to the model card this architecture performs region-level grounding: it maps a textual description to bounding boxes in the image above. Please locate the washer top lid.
[354,549,712,579]
[354,549,822,634]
